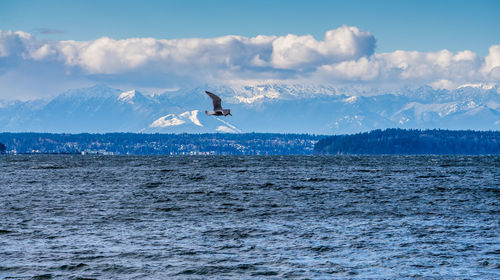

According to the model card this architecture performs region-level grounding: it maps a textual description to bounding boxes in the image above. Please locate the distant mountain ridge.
[0,84,499,133]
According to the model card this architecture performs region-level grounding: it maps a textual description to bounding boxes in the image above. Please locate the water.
[0,155,499,279]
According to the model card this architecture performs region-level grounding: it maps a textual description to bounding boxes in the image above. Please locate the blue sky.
[2,0,499,55]
[1,0,500,100]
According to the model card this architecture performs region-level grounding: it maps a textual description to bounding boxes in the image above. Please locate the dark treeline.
[314,129,500,155]
[1,130,499,155]
[0,132,319,155]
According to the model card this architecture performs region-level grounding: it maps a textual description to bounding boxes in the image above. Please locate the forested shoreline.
[0,129,499,155]
[0,132,319,155]
[314,129,500,155]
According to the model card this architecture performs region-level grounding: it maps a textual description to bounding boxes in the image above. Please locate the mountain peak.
[59,84,122,99]
[149,110,203,129]
[119,90,137,103]
[457,83,498,91]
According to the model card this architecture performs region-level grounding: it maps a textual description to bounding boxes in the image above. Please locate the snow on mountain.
[181,110,203,127]
[457,83,499,91]
[119,90,137,103]
[395,101,468,119]
[0,84,498,134]
[150,114,185,127]
[342,96,359,104]
[216,126,235,133]
[150,110,203,128]
[486,100,500,110]
[214,117,242,133]
[235,90,280,104]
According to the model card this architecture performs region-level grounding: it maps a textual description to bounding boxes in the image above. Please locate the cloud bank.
[0,26,499,99]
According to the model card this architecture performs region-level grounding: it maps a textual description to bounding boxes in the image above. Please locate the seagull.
[205,91,232,116]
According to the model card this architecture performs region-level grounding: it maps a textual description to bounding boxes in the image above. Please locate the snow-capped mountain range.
[0,84,499,134]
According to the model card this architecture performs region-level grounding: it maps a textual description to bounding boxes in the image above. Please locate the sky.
[1,0,500,100]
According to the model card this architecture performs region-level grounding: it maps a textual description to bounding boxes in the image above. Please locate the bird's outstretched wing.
[205,91,222,111]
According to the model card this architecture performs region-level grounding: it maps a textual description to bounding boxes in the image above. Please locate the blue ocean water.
[0,155,499,279]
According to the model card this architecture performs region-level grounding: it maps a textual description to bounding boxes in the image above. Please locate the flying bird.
[205,91,232,116]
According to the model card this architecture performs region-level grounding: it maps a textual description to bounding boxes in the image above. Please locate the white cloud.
[483,45,500,79]
[317,57,381,81]
[0,26,374,76]
[315,48,484,87]
[0,27,499,99]
[0,30,32,57]
[270,25,375,69]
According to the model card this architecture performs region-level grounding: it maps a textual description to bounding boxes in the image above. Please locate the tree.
[0,142,6,154]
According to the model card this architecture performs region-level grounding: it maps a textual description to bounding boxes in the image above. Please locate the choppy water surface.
[0,155,499,279]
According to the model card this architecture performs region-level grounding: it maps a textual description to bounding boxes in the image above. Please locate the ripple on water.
[0,155,498,279]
